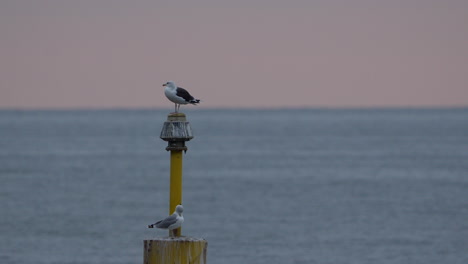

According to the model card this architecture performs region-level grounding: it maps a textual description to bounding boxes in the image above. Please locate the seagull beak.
[162,83,166,86]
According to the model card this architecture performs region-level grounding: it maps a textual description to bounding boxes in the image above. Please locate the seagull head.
[163,81,176,89]
[175,204,184,215]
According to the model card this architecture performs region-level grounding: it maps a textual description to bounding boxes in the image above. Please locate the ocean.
[0,108,467,264]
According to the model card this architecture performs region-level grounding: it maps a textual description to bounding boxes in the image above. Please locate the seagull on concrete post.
[163,81,200,113]
[148,205,184,237]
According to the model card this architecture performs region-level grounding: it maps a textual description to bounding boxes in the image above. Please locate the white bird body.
[165,87,188,105]
[159,212,184,230]
[148,205,184,237]
[163,81,200,113]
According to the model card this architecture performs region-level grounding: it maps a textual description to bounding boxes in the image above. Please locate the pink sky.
[1,0,467,109]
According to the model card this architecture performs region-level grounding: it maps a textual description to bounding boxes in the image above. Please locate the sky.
[1,0,467,109]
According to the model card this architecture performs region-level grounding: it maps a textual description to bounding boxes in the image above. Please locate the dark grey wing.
[155,213,178,229]
[176,87,195,102]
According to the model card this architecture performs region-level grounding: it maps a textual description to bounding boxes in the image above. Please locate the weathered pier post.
[144,112,208,264]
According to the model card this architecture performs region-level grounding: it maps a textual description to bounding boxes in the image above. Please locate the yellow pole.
[149,113,208,264]
[169,150,183,237]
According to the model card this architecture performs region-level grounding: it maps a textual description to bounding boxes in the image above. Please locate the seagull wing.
[176,87,195,102]
[155,213,178,229]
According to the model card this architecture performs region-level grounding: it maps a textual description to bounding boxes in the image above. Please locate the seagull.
[148,205,184,237]
[163,81,200,113]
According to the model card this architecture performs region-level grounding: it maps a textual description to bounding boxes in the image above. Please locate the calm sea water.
[0,108,467,264]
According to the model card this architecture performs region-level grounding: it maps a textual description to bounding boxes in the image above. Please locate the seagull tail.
[148,224,155,228]
[189,99,201,105]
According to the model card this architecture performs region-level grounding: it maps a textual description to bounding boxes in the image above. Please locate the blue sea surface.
[0,108,467,264]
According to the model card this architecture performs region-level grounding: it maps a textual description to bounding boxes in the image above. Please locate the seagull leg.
[174,104,177,113]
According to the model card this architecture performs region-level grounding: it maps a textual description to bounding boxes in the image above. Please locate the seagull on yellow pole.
[148,205,184,237]
[163,81,200,113]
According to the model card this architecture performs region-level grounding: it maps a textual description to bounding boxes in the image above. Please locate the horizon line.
[1,105,467,112]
